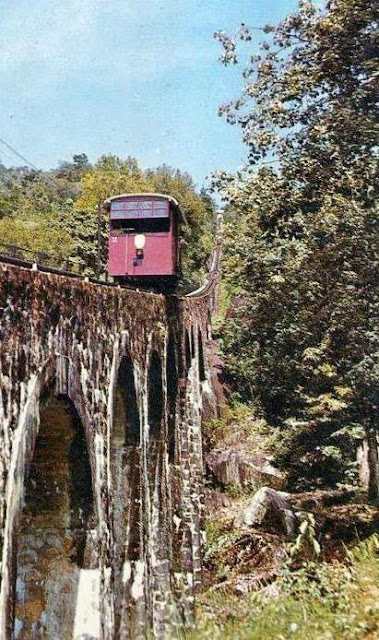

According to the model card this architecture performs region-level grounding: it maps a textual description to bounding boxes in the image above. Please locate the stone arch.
[148,350,164,439]
[13,383,96,640]
[198,329,206,382]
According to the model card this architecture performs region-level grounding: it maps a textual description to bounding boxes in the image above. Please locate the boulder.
[206,449,287,493]
[243,487,297,536]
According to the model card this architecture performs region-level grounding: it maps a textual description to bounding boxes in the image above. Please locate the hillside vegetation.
[192,1,378,635]
[213,0,378,498]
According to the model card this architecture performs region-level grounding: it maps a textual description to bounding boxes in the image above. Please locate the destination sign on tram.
[110,199,169,219]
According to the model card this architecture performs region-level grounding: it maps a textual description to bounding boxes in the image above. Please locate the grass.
[176,535,379,640]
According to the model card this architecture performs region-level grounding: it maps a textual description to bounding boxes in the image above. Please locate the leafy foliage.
[214,0,378,492]
[288,512,321,561]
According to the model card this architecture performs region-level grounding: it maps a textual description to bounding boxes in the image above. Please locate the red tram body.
[105,193,186,284]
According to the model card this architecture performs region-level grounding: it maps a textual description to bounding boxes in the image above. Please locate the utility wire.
[0,147,17,164]
[0,135,64,193]
[0,136,39,171]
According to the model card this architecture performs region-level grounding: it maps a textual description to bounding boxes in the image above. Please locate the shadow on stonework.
[111,353,141,564]
[166,332,178,462]
[13,388,97,640]
[111,353,143,639]
[146,350,165,507]
[148,351,164,440]
[185,331,191,372]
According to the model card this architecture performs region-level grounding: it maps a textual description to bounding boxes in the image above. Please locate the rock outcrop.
[243,487,297,535]
[206,448,287,493]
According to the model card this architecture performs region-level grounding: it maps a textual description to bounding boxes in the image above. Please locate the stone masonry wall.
[0,262,212,639]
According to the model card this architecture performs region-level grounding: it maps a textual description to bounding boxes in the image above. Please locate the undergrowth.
[177,534,379,640]
[204,401,271,448]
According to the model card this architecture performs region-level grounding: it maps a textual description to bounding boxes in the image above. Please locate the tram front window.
[111,217,170,233]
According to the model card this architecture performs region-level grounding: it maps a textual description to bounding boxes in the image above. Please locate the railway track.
[186,212,223,299]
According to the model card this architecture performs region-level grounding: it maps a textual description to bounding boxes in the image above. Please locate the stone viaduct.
[0,249,220,639]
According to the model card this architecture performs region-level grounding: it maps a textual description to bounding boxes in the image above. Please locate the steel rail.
[185,212,223,299]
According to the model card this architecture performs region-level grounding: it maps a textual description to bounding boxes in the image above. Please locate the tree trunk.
[366,426,379,506]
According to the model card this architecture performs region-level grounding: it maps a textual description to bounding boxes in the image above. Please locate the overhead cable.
[0,136,39,171]
[0,135,63,192]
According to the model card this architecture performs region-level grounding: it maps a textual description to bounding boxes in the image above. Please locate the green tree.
[0,166,74,263]
[214,0,378,497]
[56,153,91,182]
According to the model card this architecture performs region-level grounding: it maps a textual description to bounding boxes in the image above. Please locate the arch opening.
[185,331,191,371]
[113,353,140,448]
[14,390,95,639]
[198,330,206,382]
[191,326,195,359]
[148,350,164,439]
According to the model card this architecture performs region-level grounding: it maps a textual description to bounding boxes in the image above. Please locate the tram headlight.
[134,234,146,261]
[134,234,146,251]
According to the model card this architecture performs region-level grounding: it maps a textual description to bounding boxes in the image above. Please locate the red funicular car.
[105,193,187,285]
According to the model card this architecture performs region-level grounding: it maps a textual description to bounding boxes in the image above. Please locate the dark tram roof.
[104,193,188,225]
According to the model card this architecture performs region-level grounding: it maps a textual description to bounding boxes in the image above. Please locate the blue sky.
[0,0,302,188]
